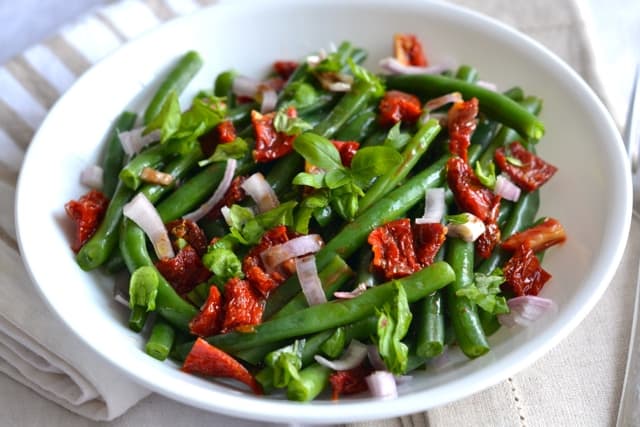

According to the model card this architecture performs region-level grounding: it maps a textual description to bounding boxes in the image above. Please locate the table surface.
[1,1,639,426]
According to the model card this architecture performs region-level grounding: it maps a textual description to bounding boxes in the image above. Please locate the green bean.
[455,65,478,83]
[354,248,377,288]
[139,149,203,203]
[102,111,137,197]
[203,261,454,353]
[358,119,441,214]
[320,327,346,358]
[213,70,237,108]
[145,321,175,360]
[286,363,330,402]
[144,51,203,124]
[226,103,256,128]
[334,109,378,141]
[415,291,445,358]
[385,74,544,140]
[128,306,147,332]
[265,154,305,197]
[119,143,172,190]
[502,86,524,102]
[445,238,489,358]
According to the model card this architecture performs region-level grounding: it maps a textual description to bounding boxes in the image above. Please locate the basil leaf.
[199,138,249,166]
[128,266,159,311]
[383,122,411,151]
[230,201,298,245]
[202,247,243,283]
[351,146,403,183]
[474,160,497,189]
[506,155,523,167]
[445,213,470,224]
[375,281,412,375]
[325,168,351,189]
[456,270,509,315]
[349,59,385,97]
[282,82,319,110]
[273,110,313,136]
[144,91,181,143]
[292,172,326,189]
[293,133,343,170]
[265,340,305,388]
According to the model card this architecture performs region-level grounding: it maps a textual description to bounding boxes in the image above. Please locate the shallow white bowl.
[15,0,631,423]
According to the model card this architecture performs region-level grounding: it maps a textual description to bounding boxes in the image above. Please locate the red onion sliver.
[232,75,261,98]
[123,193,175,260]
[416,187,445,224]
[314,340,368,371]
[260,88,278,114]
[118,127,161,156]
[367,345,387,371]
[366,371,398,399]
[498,295,557,328]
[446,213,486,242]
[261,234,323,272]
[295,255,327,306]
[379,57,450,75]
[334,282,368,300]
[494,174,521,202]
[424,92,463,112]
[476,80,498,91]
[183,159,237,223]
[241,172,279,212]
[80,165,104,189]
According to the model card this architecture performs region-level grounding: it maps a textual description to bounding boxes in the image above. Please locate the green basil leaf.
[265,339,305,388]
[445,213,470,224]
[375,281,412,375]
[383,122,411,151]
[505,155,523,167]
[199,138,249,166]
[128,266,159,311]
[348,59,385,97]
[474,160,497,189]
[202,247,243,283]
[293,132,343,170]
[273,109,313,136]
[325,168,351,189]
[144,91,181,143]
[456,270,509,315]
[292,172,326,189]
[351,146,403,182]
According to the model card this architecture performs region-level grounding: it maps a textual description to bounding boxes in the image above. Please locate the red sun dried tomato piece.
[273,60,299,80]
[329,362,374,400]
[503,243,552,296]
[242,225,299,296]
[221,277,265,333]
[204,175,247,220]
[182,338,262,394]
[368,218,421,280]
[189,285,223,337]
[64,189,109,253]
[378,90,422,127]
[475,195,502,259]
[199,119,238,157]
[413,222,447,267]
[155,245,211,295]
[165,218,208,256]
[332,140,360,167]
[502,217,566,253]
[446,156,495,222]
[448,98,479,163]
[393,33,428,66]
[216,120,237,144]
[252,107,298,163]
[495,141,558,192]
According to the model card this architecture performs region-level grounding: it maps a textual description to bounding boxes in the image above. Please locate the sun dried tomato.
[155,246,211,295]
[448,98,479,163]
[217,120,237,143]
[182,338,262,394]
[242,225,299,296]
[273,60,299,80]
[495,142,558,192]
[165,218,208,256]
[329,362,374,400]
[221,277,265,333]
[64,189,109,252]
[447,157,495,222]
[378,90,422,127]
[332,140,360,167]
[475,195,502,259]
[189,285,223,337]
[198,119,238,157]
[368,219,421,280]
[393,33,428,66]
[204,175,247,220]
[413,222,447,267]
[252,107,298,163]
[503,243,551,296]
[502,217,566,253]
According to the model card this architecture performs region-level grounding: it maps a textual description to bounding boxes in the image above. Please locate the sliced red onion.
[118,127,161,156]
[80,164,103,189]
[334,282,368,300]
[314,340,368,371]
[416,187,445,224]
[316,72,353,92]
[260,88,278,114]
[232,75,261,98]
[183,159,237,222]
[494,174,521,202]
[379,57,450,75]
[418,111,448,126]
[123,193,175,260]
[476,80,498,91]
[424,92,463,112]
[367,345,387,371]
[498,295,557,328]
[113,287,129,307]
[241,172,279,212]
[261,234,324,271]
[366,371,398,399]
[220,206,232,226]
[446,213,486,242]
[295,255,327,306]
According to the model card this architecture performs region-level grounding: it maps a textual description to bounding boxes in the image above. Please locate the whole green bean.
[415,291,445,358]
[119,143,172,190]
[102,111,137,197]
[385,74,545,140]
[213,70,237,108]
[455,65,478,83]
[334,109,378,141]
[144,51,203,124]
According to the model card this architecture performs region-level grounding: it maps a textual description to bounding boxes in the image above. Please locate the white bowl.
[15,0,631,423]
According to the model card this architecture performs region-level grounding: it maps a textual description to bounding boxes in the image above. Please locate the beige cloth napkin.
[0,0,626,425]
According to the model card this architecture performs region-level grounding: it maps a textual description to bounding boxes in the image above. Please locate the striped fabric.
[0,0,215,254]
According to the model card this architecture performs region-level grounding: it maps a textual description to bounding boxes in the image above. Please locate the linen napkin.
[0,0,621,424]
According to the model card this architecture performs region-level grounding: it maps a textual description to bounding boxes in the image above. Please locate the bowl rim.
[14,0,631,423]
